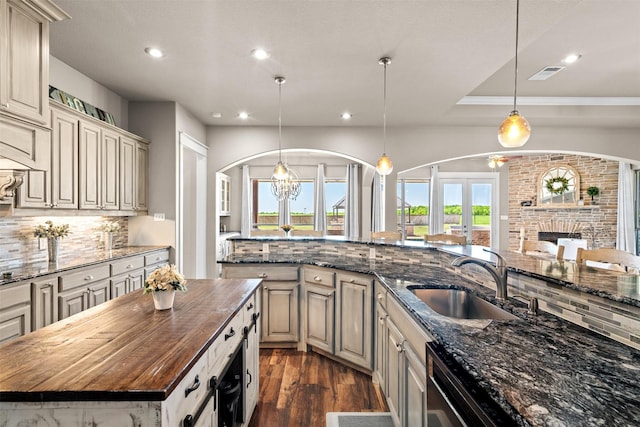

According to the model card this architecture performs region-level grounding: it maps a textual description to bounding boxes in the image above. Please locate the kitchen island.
[0,278,262,426]
[223,236,640,426]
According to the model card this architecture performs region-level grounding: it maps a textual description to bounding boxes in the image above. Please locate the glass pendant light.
[271,76,301,200]
[498,0,531,148]
[376,57,394,175]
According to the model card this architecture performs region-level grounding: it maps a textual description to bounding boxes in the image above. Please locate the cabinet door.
[79,120,102,209]
[374,302,388,392]
[0,0,49,125]
[304,284,334,353]
[128,270,144,293]
[101,128,120,210]
[31,276,58,330]
[0,281,31,344]
[110,275,128,300]
[87,280,110,308]
[386,318,404,427]
[404,344,427,427]
[244,315,259,421]
[58,287,89,320]
[119,136,136,210]
[335,273,372,369]
[135,141,148,210]
[51,106,79,208]
[261,282,298,342]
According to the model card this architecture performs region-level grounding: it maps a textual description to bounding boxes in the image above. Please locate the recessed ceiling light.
[211,113,223,119]
[144,47,164,58]
[251,48,270,60]
[341,112,352,120]
[562,53,582,64]
[238,111,249,120]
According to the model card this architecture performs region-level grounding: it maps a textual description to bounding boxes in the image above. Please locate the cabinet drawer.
[209,311,244,377]
[242,293,257,325]
[303,266,335,288]
[145,250,169,266]
[111,256,145,276]
[375,280,387,308]
[0,281,30,309]
[59,265,110,291]
[173,353,209,425]
[223,265,299,281]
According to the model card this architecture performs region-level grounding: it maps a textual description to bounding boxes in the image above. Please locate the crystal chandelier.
[376,57,393,175]
[271,76,301,201]
[498,0,531,148]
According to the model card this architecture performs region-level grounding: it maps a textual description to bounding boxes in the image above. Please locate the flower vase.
[153,290,176,310]
[104,232,113,251]
[47,237,60,263]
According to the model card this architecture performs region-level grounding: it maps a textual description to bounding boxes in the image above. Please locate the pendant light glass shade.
[498,111,531,147]
[498,0,530,148]
[376,57,393,175]
[271,76,301,201]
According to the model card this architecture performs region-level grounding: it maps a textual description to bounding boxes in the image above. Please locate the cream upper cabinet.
[17,105,78,209]
[121,135,149,211]
[79,119,119,211]
[218,173,231,216]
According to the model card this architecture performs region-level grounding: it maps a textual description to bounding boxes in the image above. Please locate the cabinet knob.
[126,264,133,269]
[349,278,355,283]
[51,203,58,208]
[84,275,94,281]
[314,275,322,282]
[155,256,161,261]
[258,273,268,278]
[1,103,8,108]
[377,293,384,300]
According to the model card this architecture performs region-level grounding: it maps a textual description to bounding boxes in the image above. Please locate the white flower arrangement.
[34,220,70,239]
[143,264,187,294]
[101,221,120,233]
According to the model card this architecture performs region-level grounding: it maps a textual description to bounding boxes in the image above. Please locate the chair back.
[371,231,402,240]
[522,240,564,260]
[575,248,640,272]
[250,230,283,237]
[290,230,323,237]
[424,233,466,245]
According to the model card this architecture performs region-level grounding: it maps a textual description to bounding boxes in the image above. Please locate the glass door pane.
[442,182,463,238]
[471,183,492,247]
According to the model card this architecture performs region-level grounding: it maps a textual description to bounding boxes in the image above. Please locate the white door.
[439,173,499,248]
[178,132,207,278]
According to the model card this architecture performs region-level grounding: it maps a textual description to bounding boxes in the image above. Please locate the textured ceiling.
[49,0,640,128]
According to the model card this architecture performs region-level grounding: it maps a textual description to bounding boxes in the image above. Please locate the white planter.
[152,290,176,310]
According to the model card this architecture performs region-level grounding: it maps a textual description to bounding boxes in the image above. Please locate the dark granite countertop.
[220,253,640,426]
[230,236,640,308]
[0,246,170,286]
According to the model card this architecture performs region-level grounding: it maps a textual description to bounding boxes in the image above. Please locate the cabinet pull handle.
[263,286,268,290]
[155,256,161,261]
[247,302,254,310]
[126,264,133,269]
[184,375,200,397]
[314,275,322,282]
[377,293,384,300]
[84,275,94,281]
[51,203,58,208]
[225,327,236,341]
[257,273,267,278]
[45,283,53,288]
[349,278,355,283]
[247,369,252,387]
[1,103,8,108]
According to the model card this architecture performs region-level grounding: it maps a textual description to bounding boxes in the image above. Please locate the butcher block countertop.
[0,279,261,402]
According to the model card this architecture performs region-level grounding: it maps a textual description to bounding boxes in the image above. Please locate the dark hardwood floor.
[248,348,388,427]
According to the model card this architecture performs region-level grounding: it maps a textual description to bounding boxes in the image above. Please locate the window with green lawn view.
[397,180,430,239]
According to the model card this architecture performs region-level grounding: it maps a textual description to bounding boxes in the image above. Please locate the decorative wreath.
[545,176,570,195]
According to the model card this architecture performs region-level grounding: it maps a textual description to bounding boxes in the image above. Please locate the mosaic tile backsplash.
[0,216,128,268]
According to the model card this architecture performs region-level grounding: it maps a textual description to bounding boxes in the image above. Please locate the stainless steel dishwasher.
[426,342,515,427]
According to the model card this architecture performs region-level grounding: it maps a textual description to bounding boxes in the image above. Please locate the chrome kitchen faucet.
[451,248,508,300]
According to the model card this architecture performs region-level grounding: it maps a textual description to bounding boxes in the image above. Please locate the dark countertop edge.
[0,246,171,287]
[0,279,261,402]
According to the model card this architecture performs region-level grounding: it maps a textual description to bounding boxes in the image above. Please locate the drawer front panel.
[145,250,169,266]
[209,311,244,377]
[0,282,30,308]
[223,265,298,281]
[111,256,145,276]
[303,267,335,288]
[59,265,110,291]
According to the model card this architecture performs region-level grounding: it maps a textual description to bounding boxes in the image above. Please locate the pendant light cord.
[383,60,388,153]
[513,0,520,112]
[278,79,283,162]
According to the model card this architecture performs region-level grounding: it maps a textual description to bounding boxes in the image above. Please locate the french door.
[439,174,499,248]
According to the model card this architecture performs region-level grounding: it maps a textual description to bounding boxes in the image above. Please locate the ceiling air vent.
[528,65,565,81]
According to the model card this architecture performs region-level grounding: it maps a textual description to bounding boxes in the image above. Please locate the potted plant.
[143,264,187,310]
[280,224,294,237]
[33,220,70,263]
[586,186,600,204]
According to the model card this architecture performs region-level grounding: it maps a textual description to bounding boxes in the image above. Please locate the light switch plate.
[369,247,376,259]
[153,213,165,221]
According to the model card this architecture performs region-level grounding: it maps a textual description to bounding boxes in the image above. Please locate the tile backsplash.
[0,216,128,267]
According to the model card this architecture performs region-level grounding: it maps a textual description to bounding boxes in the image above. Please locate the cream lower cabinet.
[222,264,300,344]
[373,281,388,390]
[0,280,31,344]
[31,274,59,330]
[382,293,433,427]
[58,264,111,320]
[303,266,335,353]
[335,271,373,370]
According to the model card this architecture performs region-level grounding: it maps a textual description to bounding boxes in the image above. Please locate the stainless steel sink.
[410,288,518,320]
